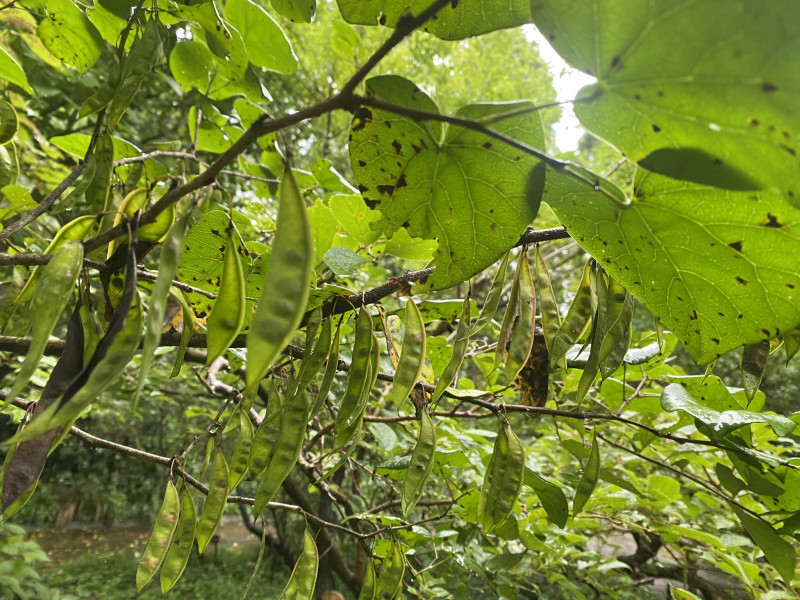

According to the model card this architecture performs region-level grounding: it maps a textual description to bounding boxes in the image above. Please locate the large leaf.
[336,0,530,40]
[547,170,800,363]
[225,0,297,74]
[350,75,543,291]
[531,0,800,200]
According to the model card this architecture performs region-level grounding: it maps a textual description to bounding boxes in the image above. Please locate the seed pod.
[85,132,114,212]
[358,559,377,600]
[505,251,536,382]
[375,541,405,600]
[227,409,254,492]
[549,260,593,368]
[470,251,510,337]
[139,200,204,398]
[432,295,471,403]
[310,318,342,417]
[572,432,600,516]
[280,529,319,600]
[136,479,180,591]
[254,390,308,513]
[206,223,246,365]
[401,410,436,518]
[247,169,313,393]
[534,245,560,354]
[391,299,426,408]
[160,488,196,593]
[479,420,525,533]
[333,309,374,449]
[4,241,83,406]
[494,253,523,372]
[196,449,229,555]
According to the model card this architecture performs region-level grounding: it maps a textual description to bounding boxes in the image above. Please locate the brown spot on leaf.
[780,145,796,156]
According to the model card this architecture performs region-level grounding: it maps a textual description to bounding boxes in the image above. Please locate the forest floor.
[26,516,260,564]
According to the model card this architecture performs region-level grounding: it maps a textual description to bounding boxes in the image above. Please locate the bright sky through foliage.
[526,25,596,152]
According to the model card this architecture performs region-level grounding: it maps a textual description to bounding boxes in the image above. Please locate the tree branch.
[353,94,623,205]
[82,0,454,256]
[0,163,88,242]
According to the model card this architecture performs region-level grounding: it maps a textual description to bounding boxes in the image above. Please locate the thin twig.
[0,163,88,242]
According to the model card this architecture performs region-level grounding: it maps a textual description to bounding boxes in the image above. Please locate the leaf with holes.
[547,170,800,363]
[350,75,543,291]
[532,0,800,200]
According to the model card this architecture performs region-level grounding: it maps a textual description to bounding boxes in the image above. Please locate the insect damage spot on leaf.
[377,184,395,196]
[396,174,407,188]
[352,108,373,132]
[764,213,782,228]
[728,241,743,252]
[391,140,403,155]
[761,82,778,93]
[780,145,796,156]
[651,124,661,132]
[735,276,748,285]
[748,118,760,127]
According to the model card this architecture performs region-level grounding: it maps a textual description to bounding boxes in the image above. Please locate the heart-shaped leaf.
[531,0,800,200]
[350,75,543,291]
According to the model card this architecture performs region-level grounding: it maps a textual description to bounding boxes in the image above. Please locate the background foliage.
[0,1,799,599]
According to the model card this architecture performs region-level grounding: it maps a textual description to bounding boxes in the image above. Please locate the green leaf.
[225,0,297,74]
[308,199,341,266]
[169,41,215,92]
[0,46,32,94]
[329,194,381,245]
[323,246,369,276]
[523,468,568,528]
[661,383,795,437]
[548,170,800,363]
[270,0,315,22]
[350,75,543,291]
[532,0,800,199]
[336,0,531,40]
[383,227,437,262]
[669,586,702,600]
[37,0,104,73]
[733,506,796,584]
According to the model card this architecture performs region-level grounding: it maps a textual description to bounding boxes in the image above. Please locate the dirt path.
[27,516,261,564]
